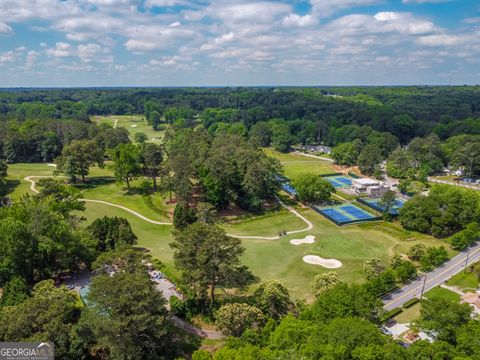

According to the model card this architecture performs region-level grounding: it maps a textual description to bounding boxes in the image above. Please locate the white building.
[352,178,390,196]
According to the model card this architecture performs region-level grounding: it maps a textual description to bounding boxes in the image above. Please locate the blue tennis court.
[325,176,352,188]
[322,209,351,223]
[315,203,377,225]
[360,197,405,215]
[342,205,374,220]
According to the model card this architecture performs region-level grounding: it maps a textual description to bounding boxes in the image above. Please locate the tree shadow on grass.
[74,176,116,190]
[74,176,149,198]
[5,179,21,195]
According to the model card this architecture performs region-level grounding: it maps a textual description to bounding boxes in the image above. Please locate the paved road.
[383,242,480,311]
[293,151,334,163]
[429,177,480,191]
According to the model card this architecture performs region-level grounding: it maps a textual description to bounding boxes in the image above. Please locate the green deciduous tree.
[364,258,386,280]
[110,143,141,189]
[55,139,104,183]
[358,144,383,176]
[134,132,148,143]
[0,280,77,358]
[310,271,343,298]
[379,190,397,215]
[215,303,265,337]
[407,244,426,262]
[254,280,295,320]
[292,173,335,204]
[420,298,471,344]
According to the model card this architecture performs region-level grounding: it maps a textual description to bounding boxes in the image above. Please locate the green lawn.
[424,286,461,302]
[220,209,306,237]
[264,148,336,181]
[446,271,479,292]
[6,163,173,222]
[394,303,421,324]
[6,162,451,301]
[230,206,448,300]
[93,115,166,143]
[5,163,56,199]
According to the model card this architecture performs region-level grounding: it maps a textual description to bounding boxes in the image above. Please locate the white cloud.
[310,0,382,18]
[208,2,291,24]
[45,42,72,57]
[26,50,39,68]
[124,25,197,51]
[402,0,452,3]
[0,22,12,35]
[283,14,317,27]
[416,34,469,47]
[0,51,16,64]
[0,0,81,22]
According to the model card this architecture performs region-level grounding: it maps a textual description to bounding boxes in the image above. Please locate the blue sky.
[0,0,479,86]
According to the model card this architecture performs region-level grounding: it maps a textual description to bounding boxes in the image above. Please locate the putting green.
[6,162,450,301]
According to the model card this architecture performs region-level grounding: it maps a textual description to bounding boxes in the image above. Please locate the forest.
[0,86,480,360]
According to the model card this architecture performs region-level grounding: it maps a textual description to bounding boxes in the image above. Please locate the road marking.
[384,246,480,308]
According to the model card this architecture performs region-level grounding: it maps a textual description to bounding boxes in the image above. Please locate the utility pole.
[464,247,471,274]
[420,273,428,300]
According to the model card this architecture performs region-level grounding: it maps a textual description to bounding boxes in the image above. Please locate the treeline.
[0,119,130,163]
[1,87,479,139]
[399,185,480,240]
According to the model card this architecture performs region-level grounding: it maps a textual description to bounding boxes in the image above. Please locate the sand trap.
[290,235,315,245]
[47,163,57,167]
[131,124,138,128]
[303,255,342,269]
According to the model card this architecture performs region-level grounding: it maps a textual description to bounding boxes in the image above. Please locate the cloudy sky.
[0,0,479,86]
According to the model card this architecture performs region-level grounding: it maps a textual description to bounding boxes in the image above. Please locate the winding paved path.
[25,176,172,225]
[382,242,480,311]
[24,175,314,240]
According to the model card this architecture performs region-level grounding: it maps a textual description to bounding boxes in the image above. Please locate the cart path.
[25,175,173,225]
[24,176,314,239]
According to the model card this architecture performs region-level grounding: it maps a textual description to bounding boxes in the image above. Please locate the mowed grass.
[6,163,173,222]
[394,302,421,323]
[236,206,448,300]
[5,163,56,199]
[447,271,479,292]
[6,162,450,301]
[424,286,461,302]
[92,115,166,143]
[220,209,307,237]
[264,148,335,181]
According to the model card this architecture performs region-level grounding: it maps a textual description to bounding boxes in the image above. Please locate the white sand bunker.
[303,255,342,269]
[47,163,57,167]
[131,124,138,127]
[290,235,315,245]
